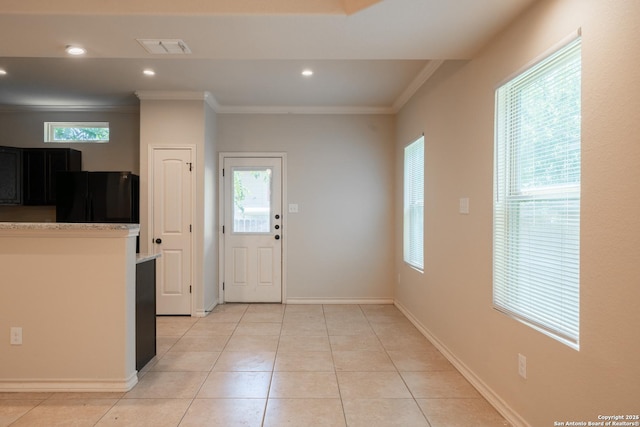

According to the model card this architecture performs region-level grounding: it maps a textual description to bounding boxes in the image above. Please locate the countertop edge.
[136,253,161,264]
[0,222,140,237]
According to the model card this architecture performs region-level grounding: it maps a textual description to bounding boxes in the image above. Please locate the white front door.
[152,147,193,315]
[223,157,282,303]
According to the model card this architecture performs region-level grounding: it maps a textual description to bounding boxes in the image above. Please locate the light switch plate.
[459,197,470,214]
[518,353,527,379]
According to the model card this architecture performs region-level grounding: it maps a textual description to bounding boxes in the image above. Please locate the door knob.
[275,235,280,240]
[154,238,162,244]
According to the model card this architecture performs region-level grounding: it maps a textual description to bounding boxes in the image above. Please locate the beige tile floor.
[0,304,509,426]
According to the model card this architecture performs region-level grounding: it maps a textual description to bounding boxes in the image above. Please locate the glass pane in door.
[233,168,272,233]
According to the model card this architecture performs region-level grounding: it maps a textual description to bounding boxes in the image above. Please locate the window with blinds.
[493,36,581,348]
[404,136,424,271]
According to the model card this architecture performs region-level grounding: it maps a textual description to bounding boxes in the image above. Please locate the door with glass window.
[223,157,282,302]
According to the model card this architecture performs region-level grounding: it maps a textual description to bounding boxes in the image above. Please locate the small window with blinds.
[404,135,424,271]
[493,36,581,349]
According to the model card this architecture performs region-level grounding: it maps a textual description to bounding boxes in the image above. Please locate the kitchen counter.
[0,224,159,264]
[0,222,140,392]
[0,222,138,233]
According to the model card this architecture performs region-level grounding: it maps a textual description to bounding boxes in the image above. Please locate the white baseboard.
[0,372,138,393]
[394,300,530,427]
[195,299,219,317]
[286,298,394,305]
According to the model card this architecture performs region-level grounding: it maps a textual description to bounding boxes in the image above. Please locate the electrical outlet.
[10,327,22,345]
[518,353,527,379]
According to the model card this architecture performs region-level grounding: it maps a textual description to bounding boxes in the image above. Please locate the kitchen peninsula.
[0,222,149,392]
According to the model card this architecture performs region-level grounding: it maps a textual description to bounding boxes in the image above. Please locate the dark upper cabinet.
[23,148,82,205]
[0,147,23,205]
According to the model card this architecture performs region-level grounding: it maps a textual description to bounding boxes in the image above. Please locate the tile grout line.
[365,304,434,427]
[323,303,349,427]
[258,305,279,427]
[165,315,202,427]
[176,304,250,427]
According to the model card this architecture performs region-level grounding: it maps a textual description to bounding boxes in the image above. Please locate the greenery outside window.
[493,36,581,348]
[44,122,110,143]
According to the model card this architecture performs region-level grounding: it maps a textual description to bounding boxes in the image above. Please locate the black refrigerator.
[56,171,139,224]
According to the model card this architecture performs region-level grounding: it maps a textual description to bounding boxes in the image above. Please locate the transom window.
[44,122,110,143]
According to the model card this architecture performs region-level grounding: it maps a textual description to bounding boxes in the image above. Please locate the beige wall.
[138,98,217,315]
[203,103,218,310]
[217,113,396,301]
[395,0,640,424]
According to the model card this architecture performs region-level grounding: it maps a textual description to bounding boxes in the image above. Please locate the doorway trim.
[148,144,197,316]
[218,152,288,304]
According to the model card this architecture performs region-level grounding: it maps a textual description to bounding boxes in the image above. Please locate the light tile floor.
[1,304,509,426]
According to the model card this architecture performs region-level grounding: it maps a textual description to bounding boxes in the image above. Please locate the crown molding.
[135,90,210,101]
[392,59,444,113]
[134,92,394,114]
[215,104,395,115]
[0,105,139,113]
[135,90,220,111]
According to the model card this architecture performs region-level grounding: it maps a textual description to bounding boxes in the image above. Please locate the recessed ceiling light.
[65,45,86,56]
[301,69,314,77]
[143,69,156,76]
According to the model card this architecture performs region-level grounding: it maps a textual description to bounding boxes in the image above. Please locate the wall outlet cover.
[10,327,22,345]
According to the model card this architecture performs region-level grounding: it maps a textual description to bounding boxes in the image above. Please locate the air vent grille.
[137,39,192,55]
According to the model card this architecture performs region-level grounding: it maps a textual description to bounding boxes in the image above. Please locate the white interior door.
[152,147,193,315]
[223,157,282,303]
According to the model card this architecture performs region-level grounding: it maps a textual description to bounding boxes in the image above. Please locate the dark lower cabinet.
[136,259,157,371]
[0,147,22,205]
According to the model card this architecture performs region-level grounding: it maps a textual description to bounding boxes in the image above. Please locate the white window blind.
[493,37,581,348]
[404,136,424,270]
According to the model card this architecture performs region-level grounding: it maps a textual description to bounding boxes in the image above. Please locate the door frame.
[148,145,197,316]
[218,152,288,304]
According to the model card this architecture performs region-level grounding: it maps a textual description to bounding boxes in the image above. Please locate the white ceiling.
[0,0,536,112]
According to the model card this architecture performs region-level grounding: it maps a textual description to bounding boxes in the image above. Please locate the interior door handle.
[154,238,162,244]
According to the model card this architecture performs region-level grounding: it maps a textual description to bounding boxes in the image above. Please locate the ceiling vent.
[137,39,192,55]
